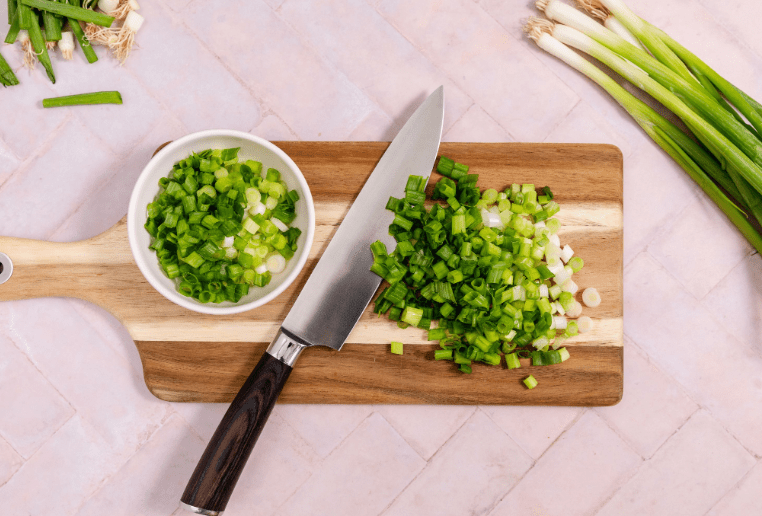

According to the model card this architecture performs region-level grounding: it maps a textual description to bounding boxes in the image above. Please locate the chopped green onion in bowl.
[144,146,303,305]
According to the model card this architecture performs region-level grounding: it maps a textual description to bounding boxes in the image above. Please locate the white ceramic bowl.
[127,130,315,315]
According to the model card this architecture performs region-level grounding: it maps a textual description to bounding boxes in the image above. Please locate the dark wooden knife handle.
[180,346,294,514]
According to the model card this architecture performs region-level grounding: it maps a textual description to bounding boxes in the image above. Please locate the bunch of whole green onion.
[526,0,762,254]
[370,157,587,375]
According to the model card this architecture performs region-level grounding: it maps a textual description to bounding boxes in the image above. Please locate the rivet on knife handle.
[180,329,306,515]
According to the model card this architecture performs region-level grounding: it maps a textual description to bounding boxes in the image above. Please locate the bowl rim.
[127,129,316,315]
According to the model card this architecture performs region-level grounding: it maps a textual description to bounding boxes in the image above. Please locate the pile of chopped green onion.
[145,147,302,304]
[370,156,591,376]
[526,0,762,255]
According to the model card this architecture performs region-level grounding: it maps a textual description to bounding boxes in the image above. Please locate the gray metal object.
[278,86,445,352]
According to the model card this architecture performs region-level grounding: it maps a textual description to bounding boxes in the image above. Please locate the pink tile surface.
[707,460,762,516]
[595,339,698,459]
[0,118,115,239]
[2,0,762,513]
[272,404,373,458]
[489,411,641,516]
[124,1,264,134]
[481,405,581,460]
[376,0,579,142]
[0,436,23,488]
[0,415,125,516]
[625,253,762,456]
[442,104,514,143]
[648,195,752,299]
[382,410,533,516]
[5,299,170,456]
[276,413,425,516]
[703,254,762,353]
[180,0,377,140]
[75,414,205,516]
[596,411,755,516]
[373,405,476,460]
[278,0,473,134]
[0,334,74,459]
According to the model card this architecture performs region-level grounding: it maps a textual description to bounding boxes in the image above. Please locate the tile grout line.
[277,0,477,137]
[375,408,483,516]
[587,410,712,515]
[625,326,762,460]
[259,0,392,138]
[367,1,529,140]
[70,413,176,516]
[269,410,379,515]
[702,458,762,516]
[693,0,762,68]
[155,0,308,140]
[642,245,762,366]
[0,113,73,194]
[4,304,80,419]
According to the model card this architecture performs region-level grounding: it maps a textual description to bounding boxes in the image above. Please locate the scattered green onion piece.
[435,349,453,360]
[523,375,538,389]
[390,341,403,355]
[43,91,122,108]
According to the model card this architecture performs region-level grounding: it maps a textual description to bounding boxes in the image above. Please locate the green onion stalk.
[596,0,762,138]
[537,0,762,196]
[21,0,114,27]
[66,0,97,63]
[549,21,762,229]
[0,48,19,86]
[524,19,762,254]
[27,10,55,83]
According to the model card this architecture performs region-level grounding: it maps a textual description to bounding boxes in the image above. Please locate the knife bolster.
[266,328,308,367]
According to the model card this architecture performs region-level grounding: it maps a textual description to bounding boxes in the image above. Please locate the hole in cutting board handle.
[0,252,12,285]
[153,141,173,157]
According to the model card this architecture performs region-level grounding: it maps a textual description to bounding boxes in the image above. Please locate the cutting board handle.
[0,220,133,304]
[180,329,306,514]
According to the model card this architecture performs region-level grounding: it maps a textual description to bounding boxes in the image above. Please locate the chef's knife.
[180,86,445,516]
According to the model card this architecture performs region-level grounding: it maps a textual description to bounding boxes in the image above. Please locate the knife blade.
[180,86,445,516]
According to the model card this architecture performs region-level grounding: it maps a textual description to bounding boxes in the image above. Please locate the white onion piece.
[98,0,119,14]
[562,279,579,295]
[266,254,286,274]
[124,10,144,32]
[255,264,268,275]
[560,244,574,263]
[59,31,75,60]
[271,218,289,232]
[223,236,235,248]
[582,287,601,307]
[539,284,549,298]
[553,267,571,285]
[553,316,568,330]
[549,234,561,247]
[566,301,583,318]
[577,316,593,333]
[485,212,502,228]
[249,202,266,216]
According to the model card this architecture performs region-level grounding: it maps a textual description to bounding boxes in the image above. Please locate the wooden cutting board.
[0,142,623,405]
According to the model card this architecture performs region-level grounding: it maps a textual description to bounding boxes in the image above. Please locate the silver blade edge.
[281,86,445,350]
